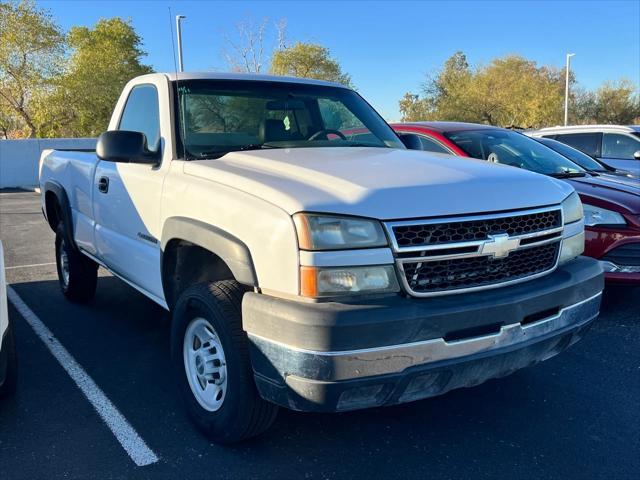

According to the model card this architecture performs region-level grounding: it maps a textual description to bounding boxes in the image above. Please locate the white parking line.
[7,286,160,467]
[5,262,56,270]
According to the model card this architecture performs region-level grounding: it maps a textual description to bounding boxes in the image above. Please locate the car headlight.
[583,204,626,227]
[293,213,388,250]
[561,192,583,224]
[300,265,399,297]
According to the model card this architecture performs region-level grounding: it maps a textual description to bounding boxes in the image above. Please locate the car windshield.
[173,80,404,159]
[537,137,607,171]
[444,129,587,176]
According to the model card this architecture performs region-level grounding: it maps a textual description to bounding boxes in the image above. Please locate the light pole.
[564,53,575,126]
[176,15,186,72]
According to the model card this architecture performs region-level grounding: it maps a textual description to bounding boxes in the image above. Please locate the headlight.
[583,204,626,227]
[293,213,387,250]
[300,265,399,297]
[561,192,583,224]
[559,232,585,264]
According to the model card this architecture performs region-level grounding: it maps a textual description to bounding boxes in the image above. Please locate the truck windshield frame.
[171,80,404,160]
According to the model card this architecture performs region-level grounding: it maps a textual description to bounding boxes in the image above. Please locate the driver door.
[93,82,168,302]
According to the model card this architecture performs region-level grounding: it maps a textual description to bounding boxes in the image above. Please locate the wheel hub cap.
[59,239,70,287]
[183,317,228,411]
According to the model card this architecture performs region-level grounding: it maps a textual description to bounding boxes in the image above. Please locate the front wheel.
[171,280,278,444]
[55,224,98,303]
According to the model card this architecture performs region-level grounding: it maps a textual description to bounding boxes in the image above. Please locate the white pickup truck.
[39,72,603,443]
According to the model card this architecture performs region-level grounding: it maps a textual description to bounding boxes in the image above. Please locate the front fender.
[161,217,258,287]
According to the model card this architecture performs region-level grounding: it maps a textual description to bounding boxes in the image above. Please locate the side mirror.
[96,130,159,164]
[633,150,640,160]
[398,133,422,150]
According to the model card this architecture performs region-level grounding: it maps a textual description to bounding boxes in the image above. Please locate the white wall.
[0,138,96,188]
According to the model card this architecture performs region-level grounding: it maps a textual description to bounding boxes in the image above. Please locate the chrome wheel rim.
[183,317,227,412]
[59,238,70,287]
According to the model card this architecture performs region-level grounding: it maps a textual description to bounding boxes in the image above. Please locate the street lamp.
[564,53,575,126]
[176,15,186,72]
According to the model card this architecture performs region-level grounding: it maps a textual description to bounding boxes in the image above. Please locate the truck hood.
[567,175,640,214]
[184,147,574,220]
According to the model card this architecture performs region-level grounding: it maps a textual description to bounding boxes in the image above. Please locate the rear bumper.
[244,257,603,412]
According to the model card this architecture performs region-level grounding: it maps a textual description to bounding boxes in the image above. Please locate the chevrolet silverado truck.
[39,73,603,443]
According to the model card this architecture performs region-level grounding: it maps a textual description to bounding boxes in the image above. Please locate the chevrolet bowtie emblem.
[481,233,520,258]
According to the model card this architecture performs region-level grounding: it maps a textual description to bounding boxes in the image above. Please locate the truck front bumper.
[243,256,603,412]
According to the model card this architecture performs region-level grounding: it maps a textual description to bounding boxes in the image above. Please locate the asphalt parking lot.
[0,190,638,479]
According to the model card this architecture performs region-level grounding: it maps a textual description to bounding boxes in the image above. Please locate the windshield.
[173,80,404,159]
[444,129,586,176]
[537,137,606,171]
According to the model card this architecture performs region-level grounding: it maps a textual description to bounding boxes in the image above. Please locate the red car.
[391,122,640,284]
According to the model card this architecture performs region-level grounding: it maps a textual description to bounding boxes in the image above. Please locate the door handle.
[98,176,109,193]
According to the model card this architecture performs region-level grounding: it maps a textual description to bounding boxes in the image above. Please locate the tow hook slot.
[444,323,502,343]
[521,307,560,326]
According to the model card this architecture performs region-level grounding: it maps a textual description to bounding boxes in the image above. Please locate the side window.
[118,85,161,152]
[602,133,640,159]
[418,135,452,154]
[555,133,601,157]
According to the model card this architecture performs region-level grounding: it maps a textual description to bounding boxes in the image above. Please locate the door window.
[555,133,601,157]
[602,133,640,159]
[418,135,452,154]
[118,85,161,152]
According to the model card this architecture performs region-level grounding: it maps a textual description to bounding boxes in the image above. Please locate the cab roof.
[157,71,348,89]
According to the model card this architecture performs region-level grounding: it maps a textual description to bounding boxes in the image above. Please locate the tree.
[270,42,352,86]
[0,102,23,138]
[400,52,567,128]
[575,79,639,124]
[46,18,152,137]
[398,92,430,122]
[221,17,287,73]
[0,0,64,137]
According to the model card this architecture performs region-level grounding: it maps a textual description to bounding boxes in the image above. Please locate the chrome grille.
[403,243,560,294]
[385,207,563,297]
[392,210,561,248]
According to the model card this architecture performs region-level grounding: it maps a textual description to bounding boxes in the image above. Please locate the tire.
[0,321,18,398]
[171,280,278,444]
[55,223,98,303]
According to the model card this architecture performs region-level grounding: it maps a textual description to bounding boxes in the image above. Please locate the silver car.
[530,125,640,175]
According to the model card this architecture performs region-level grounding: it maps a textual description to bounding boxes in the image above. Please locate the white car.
[39,72,603,443]
[529,125,640,175]
[0,240,17,398]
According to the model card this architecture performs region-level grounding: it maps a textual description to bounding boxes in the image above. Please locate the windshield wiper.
[197,143,280,159]
[342,142,388,148]
[548,171,587,179]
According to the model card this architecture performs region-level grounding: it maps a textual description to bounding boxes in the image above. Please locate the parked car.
[528,125,640,175]
[532,136,638,180]
[0,240,17,398]
[39,73,603,443]
[392,122,640,284]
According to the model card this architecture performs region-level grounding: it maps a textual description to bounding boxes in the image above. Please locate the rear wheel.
[55,224,98,303]
[171,280,278,444]
[0,321,17,398]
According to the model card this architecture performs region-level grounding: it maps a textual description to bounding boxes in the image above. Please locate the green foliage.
[45,18,153,137]
[0,3,152,138]
[400,52,567,128]
[0,0,64,137]
[270,42,352,87]
[574,80,640,125]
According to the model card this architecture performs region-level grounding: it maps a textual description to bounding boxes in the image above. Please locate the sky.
[39,0,640,120]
